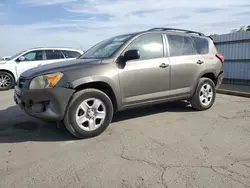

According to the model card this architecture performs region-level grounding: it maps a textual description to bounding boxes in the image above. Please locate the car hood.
[21,58,102,79]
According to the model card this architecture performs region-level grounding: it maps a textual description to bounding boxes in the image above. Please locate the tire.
[0,71,15,91]
[190,77,216,111]
[64,88,114,139]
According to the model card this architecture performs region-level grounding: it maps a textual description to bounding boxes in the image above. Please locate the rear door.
[41,50,66,65]
[166,34,206,96]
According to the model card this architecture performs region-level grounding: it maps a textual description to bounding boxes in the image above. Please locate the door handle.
[197,60,204,65]
[159,63,169,68]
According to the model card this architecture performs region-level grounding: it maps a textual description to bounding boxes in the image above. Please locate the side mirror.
[16,56,25,62]
[124,49,140,61]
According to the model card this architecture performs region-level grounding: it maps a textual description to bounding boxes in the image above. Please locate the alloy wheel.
[0,74,12,89]
[199,83,213,106]
[75,98,106,131]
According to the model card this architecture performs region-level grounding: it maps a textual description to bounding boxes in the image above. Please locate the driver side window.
[124,34,164,60]
[22,50,44,61]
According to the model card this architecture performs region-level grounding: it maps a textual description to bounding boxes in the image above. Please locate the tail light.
[216,53,224,63]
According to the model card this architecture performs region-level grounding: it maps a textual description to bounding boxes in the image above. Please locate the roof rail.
[147,27,205,36]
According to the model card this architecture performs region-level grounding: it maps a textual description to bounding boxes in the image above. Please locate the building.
[211,31,250,86]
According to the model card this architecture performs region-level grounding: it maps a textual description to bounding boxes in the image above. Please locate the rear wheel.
[64,89,113,138]
[0,71,15,91]
[190,78,216,111]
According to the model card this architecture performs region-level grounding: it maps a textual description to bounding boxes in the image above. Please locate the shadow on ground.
[0,100,193,143]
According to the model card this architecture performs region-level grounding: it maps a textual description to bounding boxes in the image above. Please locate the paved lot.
[0,90,250,188]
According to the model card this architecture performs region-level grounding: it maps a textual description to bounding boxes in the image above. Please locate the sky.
[0,0,249,56]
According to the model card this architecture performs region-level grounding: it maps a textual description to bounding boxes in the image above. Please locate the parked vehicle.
[0,47,83,90]
[0,56,11,61]
[14,28,224,138]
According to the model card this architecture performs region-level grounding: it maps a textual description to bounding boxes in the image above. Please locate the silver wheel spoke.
[92,99,101,110]
[207,85,211,91]
[76,115,88,125]
[201,87,205,93]
[208,92,213,98]
[203,85,207,91]
[96,111,105,119]
[203,98,208,105]
[80,102,89,112]
[200,96,205,102]
[88,119,95,131]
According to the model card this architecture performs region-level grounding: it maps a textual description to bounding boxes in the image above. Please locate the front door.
[16,50,45,77]
[118,33,170,105]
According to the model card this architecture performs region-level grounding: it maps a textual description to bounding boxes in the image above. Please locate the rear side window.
[192,37,209,54]
[45,50,65,60]
[167,35,198,56]
[62,50,81,58]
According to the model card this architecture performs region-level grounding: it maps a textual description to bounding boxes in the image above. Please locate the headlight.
[29,72,63,89]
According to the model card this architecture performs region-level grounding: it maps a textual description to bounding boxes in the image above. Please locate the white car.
[0,47,83,91]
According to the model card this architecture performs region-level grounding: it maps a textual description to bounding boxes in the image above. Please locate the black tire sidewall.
[66,89,113,138]
[0,71,15,91]
[196,78,216,110]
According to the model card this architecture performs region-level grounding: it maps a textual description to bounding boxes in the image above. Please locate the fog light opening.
[30,101,50,113]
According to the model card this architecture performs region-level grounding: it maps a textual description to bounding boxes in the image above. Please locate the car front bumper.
[14,86,75,121]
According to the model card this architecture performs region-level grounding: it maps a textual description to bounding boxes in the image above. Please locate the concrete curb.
[217,89,250,98]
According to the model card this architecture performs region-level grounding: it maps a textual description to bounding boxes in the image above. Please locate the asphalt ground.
[0,90,250,188]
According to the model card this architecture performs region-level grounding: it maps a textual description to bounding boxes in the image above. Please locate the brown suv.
[14,28,224,138]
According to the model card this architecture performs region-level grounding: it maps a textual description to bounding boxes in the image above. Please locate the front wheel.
[64,89,114,138]
[190,78,216,111]
[0,71,15,91]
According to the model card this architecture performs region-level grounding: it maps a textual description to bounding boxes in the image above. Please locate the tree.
[230,25,250,33]
[247,25,250,31]
[238,26,245,32]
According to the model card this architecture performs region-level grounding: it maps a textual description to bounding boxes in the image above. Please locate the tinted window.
[62,50,81,58]
[167,35,197,56]
[22,50,44,61]
[45,50,64,60]
[125,34,164,60]
[192,37,209,54]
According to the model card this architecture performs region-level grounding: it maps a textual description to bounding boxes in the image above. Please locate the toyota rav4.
[14,28,224,138]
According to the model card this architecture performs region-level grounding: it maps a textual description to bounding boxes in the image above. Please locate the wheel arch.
[191,70,217,96]
[0,69,16,82]
[73,80,120,112]
[201,72,217,85]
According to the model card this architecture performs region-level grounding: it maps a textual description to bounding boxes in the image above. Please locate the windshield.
[79,34,134,59]
[8,50,26,61]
